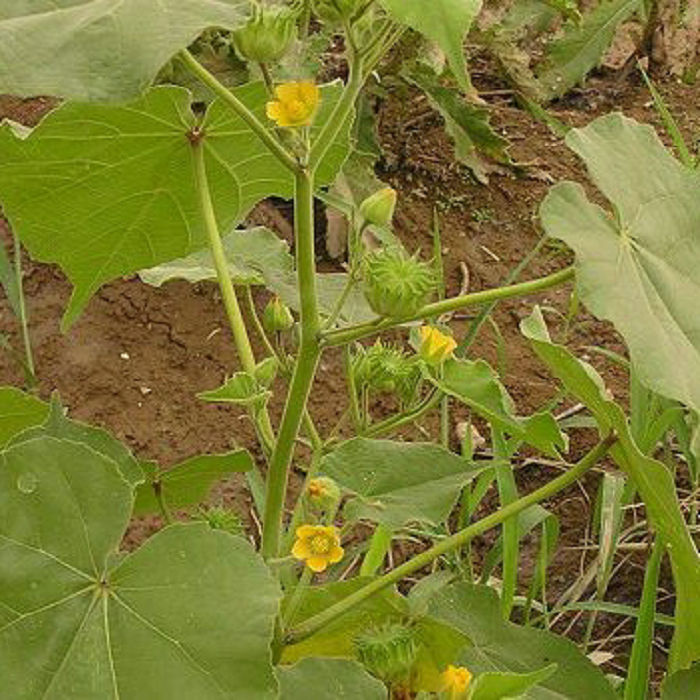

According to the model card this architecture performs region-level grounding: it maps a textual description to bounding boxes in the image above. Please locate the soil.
[1,65,697,684]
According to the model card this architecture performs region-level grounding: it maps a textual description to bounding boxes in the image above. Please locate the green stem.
[244,286,281,363]
[360,524,393,576]
[283,435,615,646]
[282,567,313,629]
[178,49,299,174]
[365,389,442,438]
[322,266,575,348]
[154,481,174,525]
[192,138,277,454]
[261,169,321,559]
[309,54,365,169]
[12,233,36,386]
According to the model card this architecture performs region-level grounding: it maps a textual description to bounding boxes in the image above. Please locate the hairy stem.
[261,169,321,559]
[322,266,575,348]
[284,435,615,645]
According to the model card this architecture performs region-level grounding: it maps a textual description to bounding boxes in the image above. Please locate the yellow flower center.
[286,99,308,121]
[309,534,331,554]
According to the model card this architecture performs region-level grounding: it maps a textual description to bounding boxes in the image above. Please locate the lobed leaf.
[541,113,700,416]
[0,82,351,328]
[0,435,280,698]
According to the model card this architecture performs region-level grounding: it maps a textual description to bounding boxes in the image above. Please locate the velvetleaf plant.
[0,1,699,699]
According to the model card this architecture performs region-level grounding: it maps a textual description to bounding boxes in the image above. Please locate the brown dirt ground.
[1,65,697,684]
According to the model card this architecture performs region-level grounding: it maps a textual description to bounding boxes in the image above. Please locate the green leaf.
[8,393,143,486]
[140,226,293,287]
[469,664,558,700]
[133,449,253,515]
[537,0,641,101]
[435,358,567,457]
[278,658,388,699]
[0,1,250,102]
[661,665,700,699]
[198,372,271,409]
[429,583,617,699]
[0,387,48,448]
[406,65,510,184]
[0,82,350,328]
[380,0,482,95]
[320,438,485,528]
[521,307,700,671]
[0,435,280,698]
[541,113,700,415]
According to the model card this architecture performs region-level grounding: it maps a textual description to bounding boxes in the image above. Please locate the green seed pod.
[355,623,417,683]
[363,249,435,319]
[312,0,361,23]
[306,476,342,511]
[263,296,295,333]
[359,187,397,228]
[198,505,244,536]
[353,340,421,402]
[232,4,297,64]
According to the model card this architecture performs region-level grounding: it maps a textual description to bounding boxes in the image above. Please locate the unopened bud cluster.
[232,3,298,64]
[355,622,417,683]
[352,340,421,403]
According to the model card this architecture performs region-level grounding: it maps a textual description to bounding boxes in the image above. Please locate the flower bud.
[353,340,421,403]
[306,476,341,510]
[363,249,435,319]
[313,0,362,23]
[232,4,297,64]
[359,187,397,228]
[355,623,417,683]
[418,325,457,365]
[197,505,244,536]
[263,296,294,333]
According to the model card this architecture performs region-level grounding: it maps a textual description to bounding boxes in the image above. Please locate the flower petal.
[296,525,317,539]
[298,81,319,107]
[306,556,328,572]
[275,82,300,103]
[328,545,344,564]
[292,539,311,560]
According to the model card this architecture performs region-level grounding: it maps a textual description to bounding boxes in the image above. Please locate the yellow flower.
[292,524,344,572]
[441,665,472,698]
[419,326,457,365]
[266,81,320,127]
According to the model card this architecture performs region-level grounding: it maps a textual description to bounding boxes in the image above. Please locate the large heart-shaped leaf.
[0,1,250,102]
[380,0,482,95]
[0,387,48,448]
[278,658,387,699]
[0,435,280,698]
[540,113,700,415]
[320,438,484,528]
[521,307,700,672]
[429,583,617,699]
[0,82,350,328]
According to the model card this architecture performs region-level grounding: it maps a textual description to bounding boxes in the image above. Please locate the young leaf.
[521,307,700,672]
[0,82,351,329]
[320,438,486,528]
[0,386,48,448]
[434,358,567,457]
[0,1,250,102]
[277,658,387,699]
[380,0,483,95]
[198,373,271,409]
[0,435,281,698]
[540,113,700,416]
[429,583,617,699]
[405,65,510,184]
[133,449,254,515]
[537,0,641,101]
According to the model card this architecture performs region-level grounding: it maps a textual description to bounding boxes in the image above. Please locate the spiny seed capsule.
[363,249,435,319]
[352,340,421,403]
[232,4,297,64]
[354,623,418,683]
